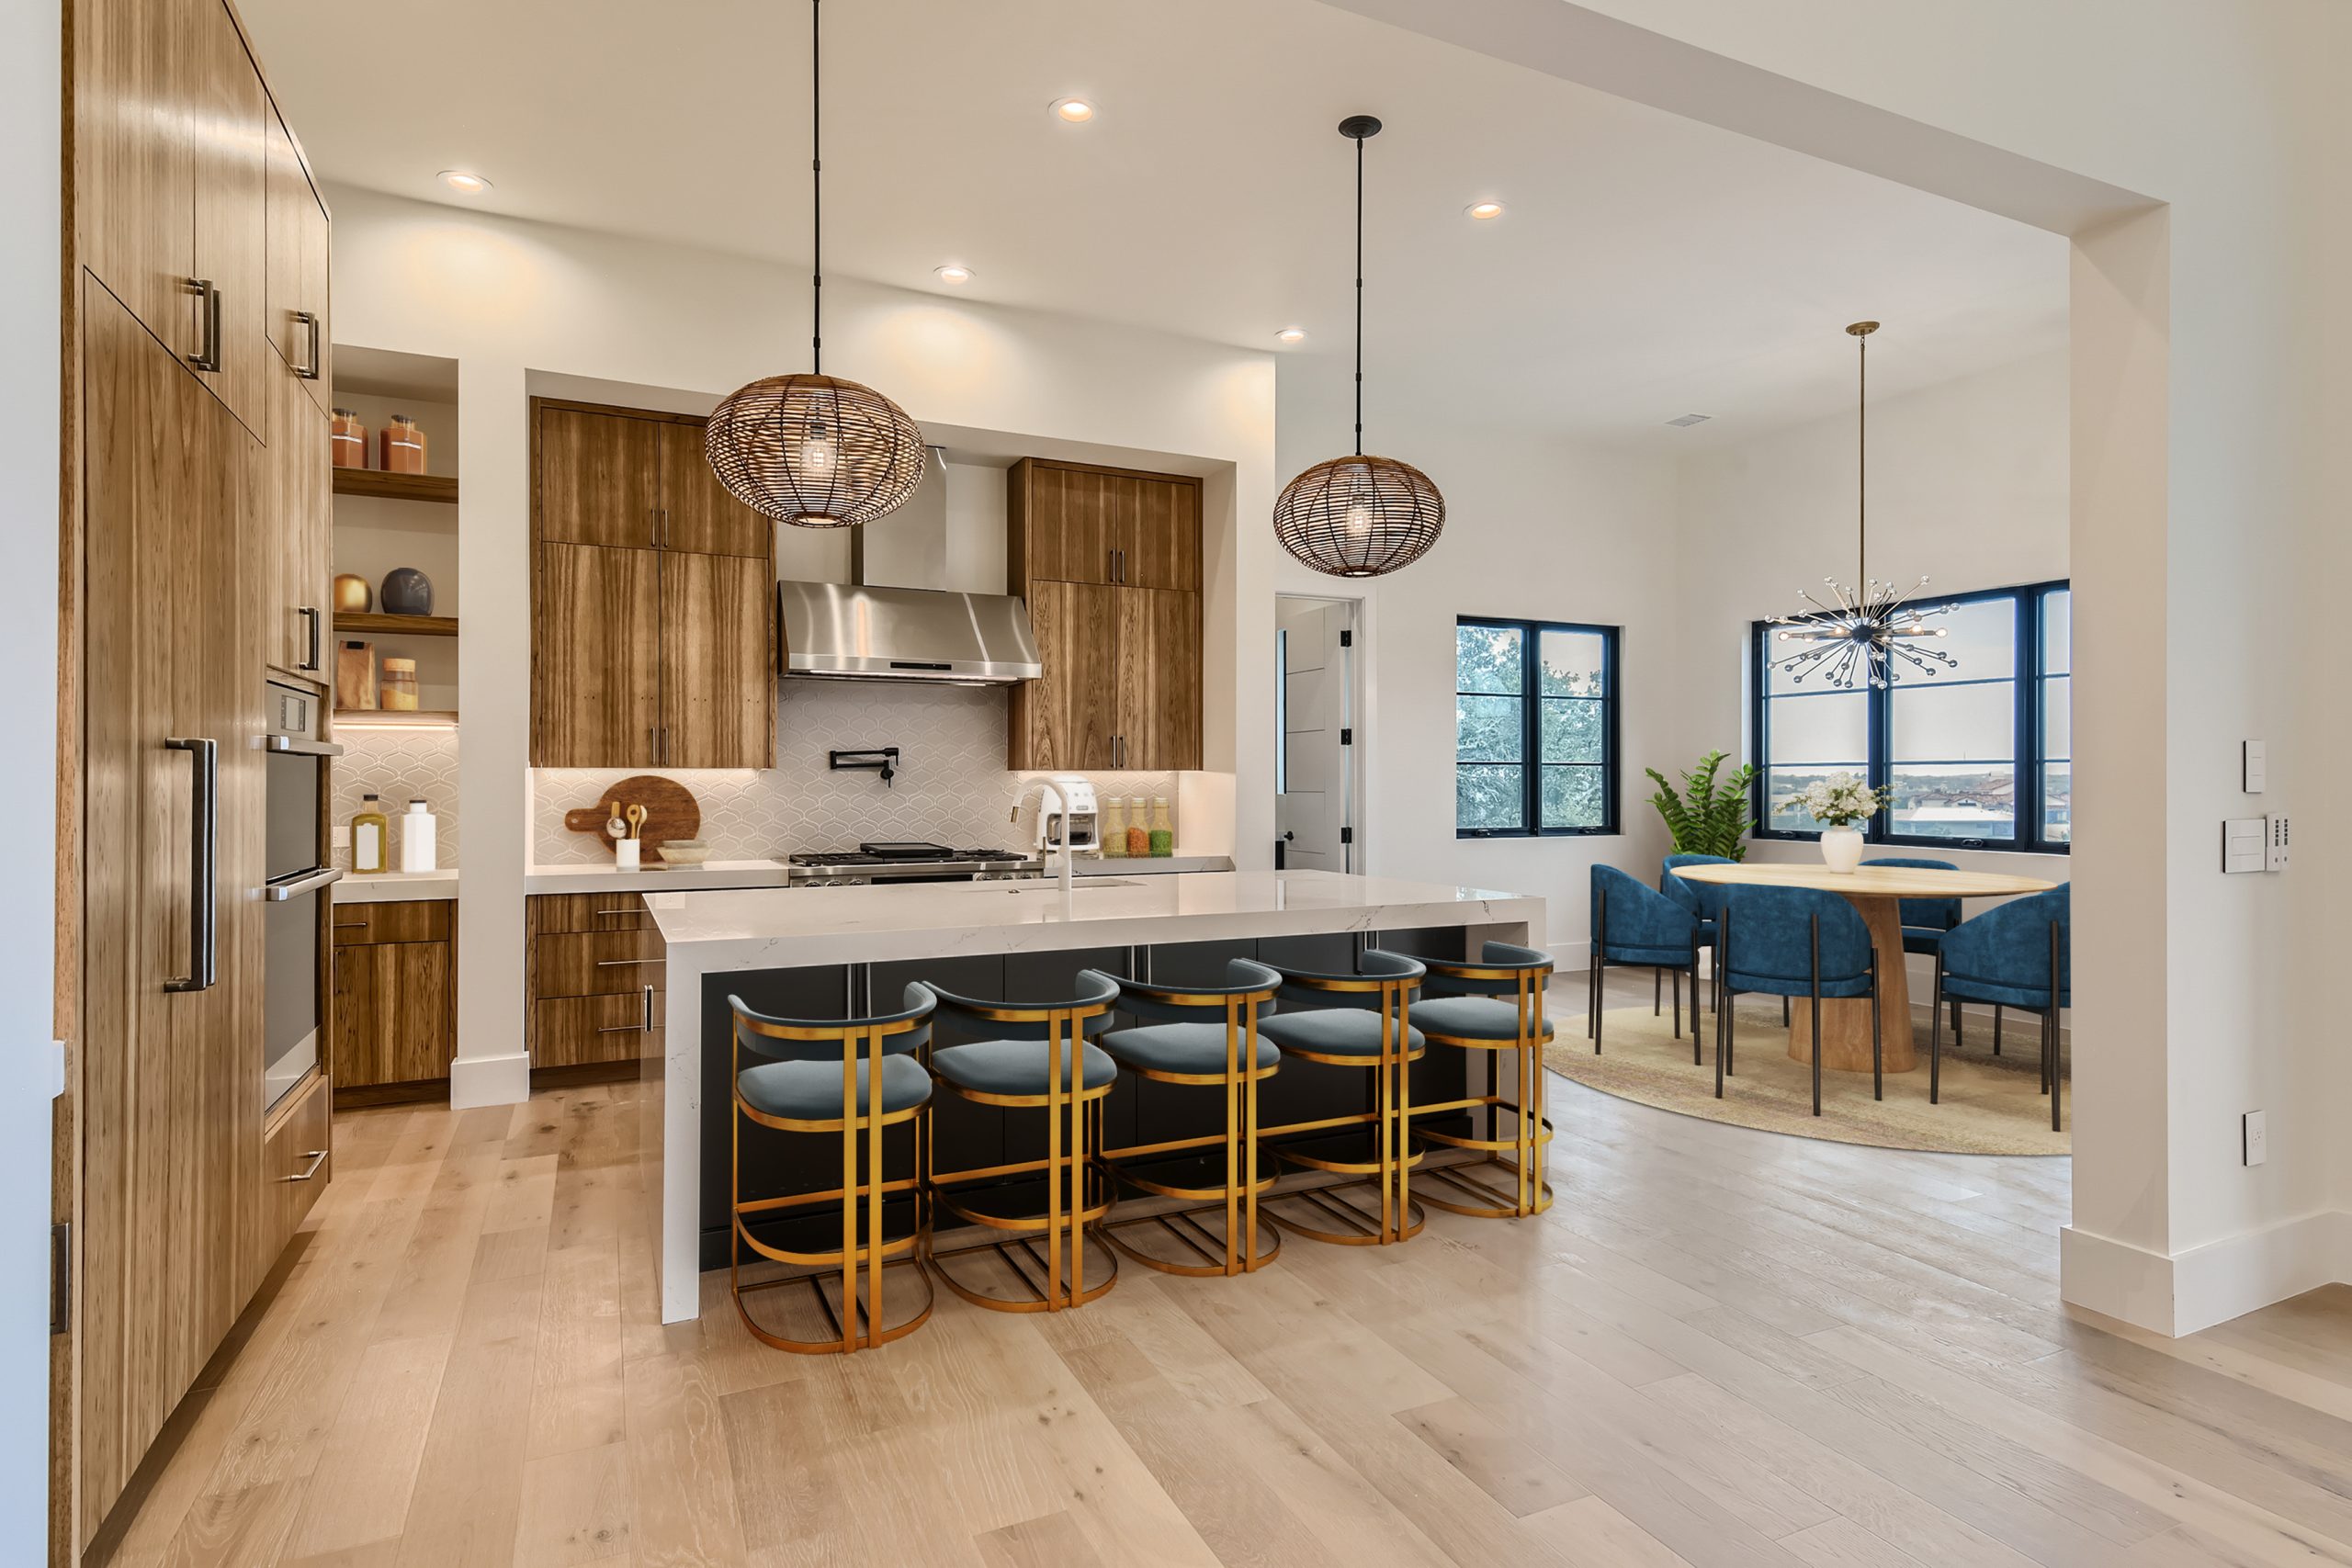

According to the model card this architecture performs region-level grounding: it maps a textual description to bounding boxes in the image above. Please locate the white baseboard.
[2064,1209,2352,1337]
[449,1050,532,1110]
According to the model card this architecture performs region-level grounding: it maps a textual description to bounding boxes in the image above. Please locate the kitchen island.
[638,869,1546,1322]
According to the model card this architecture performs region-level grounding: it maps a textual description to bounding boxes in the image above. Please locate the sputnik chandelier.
[1769,321,1956,689]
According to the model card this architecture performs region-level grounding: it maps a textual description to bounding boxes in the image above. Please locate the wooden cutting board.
[562,775,703,863]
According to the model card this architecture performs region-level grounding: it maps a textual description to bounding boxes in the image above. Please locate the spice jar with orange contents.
[378,413,426,474]
[329,408,368,468]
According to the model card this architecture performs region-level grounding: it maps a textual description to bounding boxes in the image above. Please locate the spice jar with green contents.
[1148,796,1174,857]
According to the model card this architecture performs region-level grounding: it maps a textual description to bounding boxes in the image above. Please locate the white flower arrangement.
[1795,772,1888,829]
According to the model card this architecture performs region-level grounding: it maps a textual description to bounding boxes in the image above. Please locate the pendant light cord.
[1856,330,1866,585]
[810,0,823,374]
[1353,131,1364,457]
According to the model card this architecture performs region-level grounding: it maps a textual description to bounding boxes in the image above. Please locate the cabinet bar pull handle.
[164,737,218,993]
[298,605,322,671]
[293,310,322,379]
[186,279,220,373]
[593,906,639,917]
[643,983,656,1032]
[594,957,659,967]
[282,1149,329,1183]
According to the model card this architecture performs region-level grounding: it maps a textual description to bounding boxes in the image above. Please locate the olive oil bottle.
[351,792,390,874]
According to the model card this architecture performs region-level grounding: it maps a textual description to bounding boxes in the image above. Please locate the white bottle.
[400,797,438,873]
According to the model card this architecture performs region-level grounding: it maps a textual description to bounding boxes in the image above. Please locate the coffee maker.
[1028,774,1100,857]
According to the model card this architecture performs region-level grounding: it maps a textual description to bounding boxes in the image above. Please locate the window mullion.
[1523,631,1541,832]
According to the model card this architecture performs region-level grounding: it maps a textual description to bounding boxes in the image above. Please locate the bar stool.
[1410,942,1555,1219]
[725,987,937,1355]
[1095,959,1284,1277]
[1254,950,1426,1246]
[923,971,1123,1312]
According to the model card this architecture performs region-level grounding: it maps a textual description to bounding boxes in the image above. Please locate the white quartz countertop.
[334,868,458,904]
[645,870,1544,969]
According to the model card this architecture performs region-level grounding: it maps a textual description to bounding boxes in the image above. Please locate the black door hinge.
[1339,629,1352,647]
[50,1223,68,1336]
[1340,826,1353,845]
[1340,728,1352,745]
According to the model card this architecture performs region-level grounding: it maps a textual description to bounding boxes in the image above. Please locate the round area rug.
[1543,998,2069,1156]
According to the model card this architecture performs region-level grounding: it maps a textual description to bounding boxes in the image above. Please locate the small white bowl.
[659,840,712,866]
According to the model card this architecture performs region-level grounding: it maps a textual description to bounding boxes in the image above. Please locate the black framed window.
[1455,617,1619,837]
[1752,580,2069,853]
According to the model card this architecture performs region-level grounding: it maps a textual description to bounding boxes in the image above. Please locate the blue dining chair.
[1716,885,1883,1115]
[1589,866,1704,1058]
[1863,856,1970,1046]
[1661,852,1732,1020]
[1930,886,2070,1130]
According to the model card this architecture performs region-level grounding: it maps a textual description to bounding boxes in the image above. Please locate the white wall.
[325,187,1278,1107]
[1273,386,1681,964]
[6,0,59,1550]
[1330,0,2351,1333]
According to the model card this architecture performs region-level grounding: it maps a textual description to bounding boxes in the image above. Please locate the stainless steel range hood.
[776,579,1043,684]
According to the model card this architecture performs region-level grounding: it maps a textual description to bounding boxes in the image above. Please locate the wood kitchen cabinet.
[263,95,332,404]
[527,894,662,1070]
[332,899,456,1094]
[531,399,776,767]
[1006,459,1204,771]
[264,345,333,678]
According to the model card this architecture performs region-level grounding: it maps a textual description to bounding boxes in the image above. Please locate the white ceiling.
[238,0,2066,447]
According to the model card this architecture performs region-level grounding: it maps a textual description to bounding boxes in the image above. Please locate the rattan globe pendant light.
[1272,115,1444,578]
[706,0,924,528]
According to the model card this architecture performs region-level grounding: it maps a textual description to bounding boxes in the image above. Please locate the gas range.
[784,841,1046,886]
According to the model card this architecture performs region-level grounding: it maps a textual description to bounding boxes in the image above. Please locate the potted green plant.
[1792,772,1890,874]
[1645,750,1758,860]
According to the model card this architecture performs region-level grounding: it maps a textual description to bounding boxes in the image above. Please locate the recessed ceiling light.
[1464,200,1506,220]
[1666,412,1713,427]
[1275,328,1306,345]
[1049,97,1097,124]
[933,265,975,285]
[438,170,492,196]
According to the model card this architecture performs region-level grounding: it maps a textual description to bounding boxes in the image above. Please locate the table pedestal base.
[1786,894,1917,1073]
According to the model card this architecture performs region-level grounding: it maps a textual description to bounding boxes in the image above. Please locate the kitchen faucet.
[1010,779,1076,899]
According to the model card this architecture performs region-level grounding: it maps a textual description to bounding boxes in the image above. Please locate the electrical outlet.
[2267,814,2290,872]
[332,824,351,851]
[2243,1110,2268,1166]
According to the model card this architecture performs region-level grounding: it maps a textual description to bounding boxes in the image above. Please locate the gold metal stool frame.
[727,992,936,1356]
[1412,953,1555,1219]
[1095,962,1285,1277]
[923,979,1122,1312]
[1256,953,1426,1247]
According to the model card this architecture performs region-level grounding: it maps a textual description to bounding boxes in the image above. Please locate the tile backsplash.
[534,682,1178,864]
[334,726,461,868]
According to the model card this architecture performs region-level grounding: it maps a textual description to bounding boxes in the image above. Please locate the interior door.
[658,421,770,557]
[660,548,775,768]
[79,286,262,1545]
[1117,587,1203,771]
[538,406,660,549]
[532,542,662,767]
[1276,599,1354,871]
[1017,580,1119,769]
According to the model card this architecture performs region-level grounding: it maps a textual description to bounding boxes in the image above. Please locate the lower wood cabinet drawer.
[533,993,652,1068]
[531,930,666,998]
[529,892,649,935]
[334,898,452,946]
[260,1071,333,1265]
[334,940,455,1087]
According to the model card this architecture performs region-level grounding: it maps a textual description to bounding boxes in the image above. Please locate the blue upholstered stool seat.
[738,1055,933,1121]
[1099,1021,1280,1075]
[931,1038,1119,1096]
[1258,1009,1426,1057]
[1410,995,1556,1043]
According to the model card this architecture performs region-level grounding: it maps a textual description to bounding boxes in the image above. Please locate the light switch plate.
[2243,739,2267,793]
[2222,818,2265,874]
[2267,815,2290,872]
[2244,1110,2268,1166]
[332,825,351,851]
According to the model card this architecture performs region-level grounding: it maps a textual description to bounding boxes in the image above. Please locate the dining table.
[1668,861,2058,1073]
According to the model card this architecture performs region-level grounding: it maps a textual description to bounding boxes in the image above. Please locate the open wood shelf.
[334,469,458,504]
[335,611,458,637]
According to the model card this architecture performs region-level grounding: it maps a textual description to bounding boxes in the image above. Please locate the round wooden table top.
[1668,862,2057,898]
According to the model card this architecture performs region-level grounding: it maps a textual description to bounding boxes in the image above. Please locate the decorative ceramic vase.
[332,572,372,612]
[1820,825,1865,874]
[379,567,435,616]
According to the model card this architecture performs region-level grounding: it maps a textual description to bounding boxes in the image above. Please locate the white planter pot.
[1819,825,1865,874]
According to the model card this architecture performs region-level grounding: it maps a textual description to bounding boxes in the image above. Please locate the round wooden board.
[562,775,703,863]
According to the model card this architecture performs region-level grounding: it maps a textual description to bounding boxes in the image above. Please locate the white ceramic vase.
[1820,825,1865,874]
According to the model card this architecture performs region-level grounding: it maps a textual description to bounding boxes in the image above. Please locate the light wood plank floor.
[94,990,2352,1567]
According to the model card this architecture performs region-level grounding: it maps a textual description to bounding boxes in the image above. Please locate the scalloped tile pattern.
[335,727,461,868]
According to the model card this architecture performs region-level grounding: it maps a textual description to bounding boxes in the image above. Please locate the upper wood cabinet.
[1009,458,1202,591]
[78,0,276,434]
[530,400,776,767]
[263,350,331,679]
[263,96,332,405]
[1006,459,1204,771]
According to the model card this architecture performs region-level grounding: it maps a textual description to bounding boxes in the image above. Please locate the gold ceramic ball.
[332,573,372,613]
